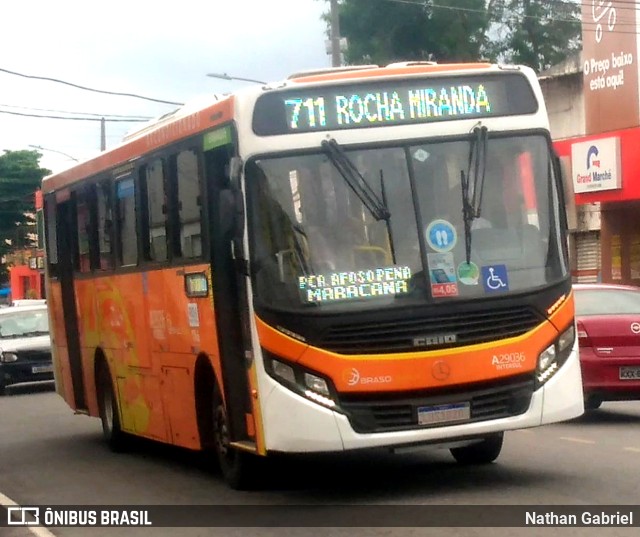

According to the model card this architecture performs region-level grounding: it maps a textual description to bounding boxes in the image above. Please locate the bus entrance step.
[229,440,258,453]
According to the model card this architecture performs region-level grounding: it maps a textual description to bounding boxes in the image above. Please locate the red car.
[574,283,640,410]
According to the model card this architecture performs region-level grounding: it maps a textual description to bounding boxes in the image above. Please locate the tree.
[325,0,581,73]
[496,0,581,73]
[0,149,50,282]
[334,0,492,65]
[336,0,431,65]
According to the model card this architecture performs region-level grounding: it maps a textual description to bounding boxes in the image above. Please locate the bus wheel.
[584,396,602,411]
[450,432,503,465]
[212,390,256,490]
[97,361,130,452]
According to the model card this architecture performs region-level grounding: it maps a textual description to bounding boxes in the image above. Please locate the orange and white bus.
[42,62,584,489]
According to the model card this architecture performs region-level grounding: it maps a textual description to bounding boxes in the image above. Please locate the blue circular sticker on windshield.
[426,219,457,253]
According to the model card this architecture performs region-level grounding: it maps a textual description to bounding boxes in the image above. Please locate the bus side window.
[176,149,202,259]
[44,194,58,278]
[74,188,91,273]
[142,159,168,263]
[116,176,138,267]
[96,180,114,271]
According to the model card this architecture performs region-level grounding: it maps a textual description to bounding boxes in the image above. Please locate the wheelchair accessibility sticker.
[481,264,509,292]
[426,219,457,253]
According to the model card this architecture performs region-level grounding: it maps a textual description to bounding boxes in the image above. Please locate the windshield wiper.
[460,125,488,263]
[379,168,397,264]
[321,138,391,221]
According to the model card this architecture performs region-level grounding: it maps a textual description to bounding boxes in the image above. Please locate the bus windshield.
[246,133,567,312]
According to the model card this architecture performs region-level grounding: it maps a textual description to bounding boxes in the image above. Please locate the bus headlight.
[265,351,339,410]
[304,372,330,396]
[537,344,556,372]
[272,359,296,384]
[558,325,575,352]
[536,324,575,388]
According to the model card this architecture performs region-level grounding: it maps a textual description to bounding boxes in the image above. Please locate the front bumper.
[260,345,584,453]
[580,347,640,400]
[0,361,54,389]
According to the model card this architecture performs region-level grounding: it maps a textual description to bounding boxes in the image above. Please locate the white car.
[0,305,53,395]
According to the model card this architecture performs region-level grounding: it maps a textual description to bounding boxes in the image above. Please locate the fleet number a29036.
[492,352,526,370]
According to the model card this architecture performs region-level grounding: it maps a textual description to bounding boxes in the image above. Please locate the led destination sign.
[299,266,412,304]
[253,72,537,135]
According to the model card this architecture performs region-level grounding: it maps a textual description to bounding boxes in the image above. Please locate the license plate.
[619,366,640,380]
[32,364,53,374]
[417,402,471,426]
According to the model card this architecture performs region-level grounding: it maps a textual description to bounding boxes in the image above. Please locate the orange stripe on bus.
[255,310,561,394]
[255,316,308,361]
[548,291,575,333]
[247,362,267,455]
[291,63,493,84]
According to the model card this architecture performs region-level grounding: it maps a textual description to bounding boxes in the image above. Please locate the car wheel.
[450,432,504,465]
[97,361,130,452]
[0,382,6,396]
[212,387,258,490]
[584,396,602,411]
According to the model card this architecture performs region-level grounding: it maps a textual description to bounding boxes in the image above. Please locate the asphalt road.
[1,382,639,537]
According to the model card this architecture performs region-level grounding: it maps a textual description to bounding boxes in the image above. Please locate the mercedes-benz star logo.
[431,360,451,381]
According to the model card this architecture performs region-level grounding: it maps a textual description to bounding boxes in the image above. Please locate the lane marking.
[623,447,640,453]
[559,436,596,444]
[0,491,57,537]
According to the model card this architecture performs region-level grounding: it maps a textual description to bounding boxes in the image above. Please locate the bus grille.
[321,305,542,354]
[339,376,535,434]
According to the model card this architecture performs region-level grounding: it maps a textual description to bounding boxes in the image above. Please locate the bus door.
[203,129,254,446]
[52,193,86,410]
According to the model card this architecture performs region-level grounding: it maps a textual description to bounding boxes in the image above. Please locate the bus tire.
[450,432,503,465]
[212,387,257,490]
[97,361,130,452]
[584,395,602,411]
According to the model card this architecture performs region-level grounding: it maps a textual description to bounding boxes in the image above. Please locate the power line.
[371,0,640,37]
[384,0,639,14]
[382,0,581,23]
[0,103,152,120]
[0,67,184,106]
[0,110,149,122]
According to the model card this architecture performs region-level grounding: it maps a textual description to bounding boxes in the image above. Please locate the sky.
[0,0,331,175]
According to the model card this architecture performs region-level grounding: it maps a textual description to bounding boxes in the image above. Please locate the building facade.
[539,52,602,283]
[6,190,45,301]
[539,1,640,286]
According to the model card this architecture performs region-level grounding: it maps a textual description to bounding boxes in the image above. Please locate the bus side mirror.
[552,154,562,180]
[219,157,245,239]
[229,157,243,188]
[219,187,244,240]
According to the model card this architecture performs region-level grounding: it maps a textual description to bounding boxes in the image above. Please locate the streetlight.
[207,72,266,85]
[28,145,79,162]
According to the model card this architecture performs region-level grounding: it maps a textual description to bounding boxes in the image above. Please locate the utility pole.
[100,117,106,151]
[330,0,341,67]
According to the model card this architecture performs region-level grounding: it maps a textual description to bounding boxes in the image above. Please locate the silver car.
[0,305,53,395]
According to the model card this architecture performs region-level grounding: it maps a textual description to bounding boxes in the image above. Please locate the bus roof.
[41,62,523,195]
[41,94,235,194]
[288,61,493,84]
